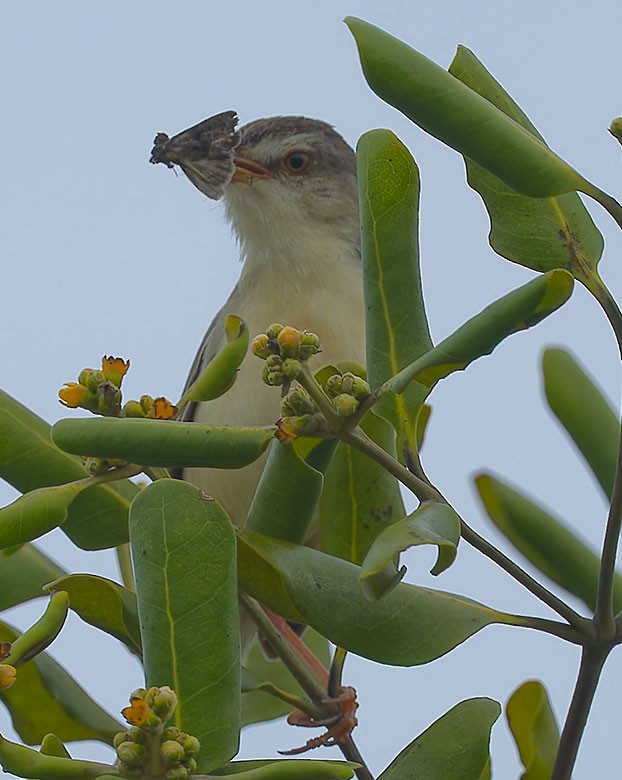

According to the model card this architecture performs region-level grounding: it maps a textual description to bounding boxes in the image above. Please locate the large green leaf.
[506,680,559,780]
[52,417,273,469]
[320,414,404,564]
[238,530,518,666]
[0,735,116,780]
[129,479,240,772]
[346,18,588,198]
[359,502,461,601]
[0,389,136,549]
[357,129,432,455]
[475,473,622,613]
[241,629,330,726]
[0,544,66,611]
[46,574,141,656]
[542,347,618,498]
[246,440,334,544]
[378,698,500,779]
[386,270,573,394]
[448,46,603,285]
[0,620,122,745]
[5,592,69,667]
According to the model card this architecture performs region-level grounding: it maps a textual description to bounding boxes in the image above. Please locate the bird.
[154,114,366,526]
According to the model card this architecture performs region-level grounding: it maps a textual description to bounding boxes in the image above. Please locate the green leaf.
[0,481,90,550]
[345,18,588,198]
[179,315,249,407]
[39,734,71,758]
[52,417,273,469]
[0,388,136,550]
[388,270,573,393]
[5,592,69,667]
[475,473,622,612]
[378,697,501,780]
[45,574,141,656]
[0,620,122,745]
[320,414,405,564]
[449,46,603,285]
[0,734,115,780]
[241,629,330,726]
[543,347,618,498]
[356,129,432,455]
[246,440,334,544]
[212,759,357,778]
[129,479,240,772]
[360,503,461,601]
[238,530,517,666]
[0,544,66,611]
[506,680,559,780]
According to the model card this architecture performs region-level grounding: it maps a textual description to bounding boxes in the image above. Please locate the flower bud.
[122,399,146,418]
[162,727,181,742]
[333,394,359,417]
[281,387,315,417]
[140,395,155,415]
[166,767,188,780]
[281,358,301,381]
[151,685,178,720]
[276,326,302,358]
[113,731,131,749]
[262,364,286,387]
[178,734,200,757]
[0,664,16,689]
[266,323,284,340]
[96,381,122,416]
[251,333,271,359]
[128,726,147,745]
[161,740,186,767]
[325,374,343,398]
[299,331,320,360]
[276,414,318,442]
[84,370,107,393]
[116,741,146,767]
[184,758,198,774]
[609,117,622,144]
[348,374,371,400]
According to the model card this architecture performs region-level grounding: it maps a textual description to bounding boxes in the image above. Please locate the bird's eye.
[282,151,311,174]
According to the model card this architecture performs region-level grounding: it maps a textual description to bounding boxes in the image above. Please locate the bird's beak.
[232,154,273,184]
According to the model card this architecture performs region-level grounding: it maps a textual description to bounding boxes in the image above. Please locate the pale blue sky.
[2,1,622,777]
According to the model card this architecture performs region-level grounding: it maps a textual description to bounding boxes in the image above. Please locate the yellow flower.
[0,664,16,690]
[58,382,86,408]
[121,697,152,727]
[148,397,178,420]
[102,356,130,388]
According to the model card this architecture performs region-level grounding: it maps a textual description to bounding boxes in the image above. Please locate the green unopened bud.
[96,381,122,416]
[344,372,371,400]
[276,326,302,358]
[151,686,178,720]
[184,757,198,774]
[145,711,162,729]
[130,687,147,700]
[281,387,315,417]
[609,117,622,145]
[266,323,284,340]
[116,741,146,767]
[162,727,181,742]
[276,414,319,442]
[113,731,131,749]
[325,374,343,398]
[128,726,147,745]
[122,399,146,418]
[139,395,154,415]
[333,394,359,416]
[251,333,272,359]
[84,370,106,393]
[177,734,200,757]
[281,358,301,380]
[161,740,186,767]
[299,331,320,360]
[262,363,286,387]
[166,767,188,780]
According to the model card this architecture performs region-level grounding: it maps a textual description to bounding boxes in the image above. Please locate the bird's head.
[224,116,359,261]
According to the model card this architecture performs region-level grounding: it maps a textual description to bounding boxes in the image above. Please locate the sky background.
[2,1,622,777]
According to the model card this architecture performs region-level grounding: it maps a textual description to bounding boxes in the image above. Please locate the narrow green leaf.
[5,592,69,667]
[320,414,405,564]
[379,698,501,780]
[0,388,135,550]
[346,18,588,197]
[0,544,66,611]
[543,347,618,498]
[246,440,333,544]
[0,620,122,745]
[45,574,141,656]
[357,129,432,454]
[449,46,603,284]
[475,473,622,612]
[212,759,357,778]
[179,315,249,407]
[52,417,273,469]
[238,531,517,666]
[506,680,559,780]
[0,481,89,550]
[0,735,115,780]
[241,629,330,726]
[360,503,461,601]
[39,734,71,758]
[129,479,240,772]
[388,270,573,394]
